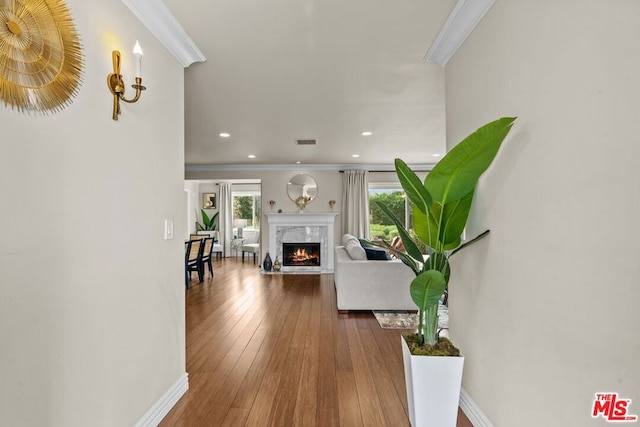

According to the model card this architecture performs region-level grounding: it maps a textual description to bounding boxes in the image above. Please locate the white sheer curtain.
[218,183,233,257]
[341,169,370,238]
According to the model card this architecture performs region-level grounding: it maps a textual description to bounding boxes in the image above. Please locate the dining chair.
[184,240,192,288]
[186,239,205,287]
[200,237,215,277]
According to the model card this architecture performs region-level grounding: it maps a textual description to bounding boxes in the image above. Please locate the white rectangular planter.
[401,337,465,427]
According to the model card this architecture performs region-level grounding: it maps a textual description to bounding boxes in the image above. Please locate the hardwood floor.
[161,258,473,426]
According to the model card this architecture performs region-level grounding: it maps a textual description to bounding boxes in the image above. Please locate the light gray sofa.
[334,243,417,312]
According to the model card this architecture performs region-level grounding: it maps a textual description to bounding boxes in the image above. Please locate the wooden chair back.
[202,237,214,259]
[189,239,203,262]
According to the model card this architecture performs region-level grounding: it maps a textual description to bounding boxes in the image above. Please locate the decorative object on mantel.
[107,40,146,120]
[272,257,281,272]
[277,209,282,213]
[328,200,336,211]
[263,253,273,271]
[269,200,275,211]
[287,173,317,212]
[0,0,83,113]
[294,195,310,212]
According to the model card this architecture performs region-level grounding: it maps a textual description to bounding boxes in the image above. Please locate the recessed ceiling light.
[352,154,360,158]
[248,154,256,159]
[361,131,372,136]
[432,153,441,157]
[296,161,301,164]
[219,132,230,138]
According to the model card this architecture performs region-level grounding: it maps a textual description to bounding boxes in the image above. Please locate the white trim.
[460,387,495,427]
[424,0,496,66]
[134,372,189,427]
[184,163,436,173]
[121,0,206,67]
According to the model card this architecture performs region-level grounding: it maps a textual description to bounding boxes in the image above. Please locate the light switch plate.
[164,219,174,240]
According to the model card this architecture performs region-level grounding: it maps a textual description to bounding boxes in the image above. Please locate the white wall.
[186,170,344,260]
[0,0,186,425]
[445,1,640,426]
[184,181,200,237]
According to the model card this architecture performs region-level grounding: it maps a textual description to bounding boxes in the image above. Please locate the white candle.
[133,40,143,77]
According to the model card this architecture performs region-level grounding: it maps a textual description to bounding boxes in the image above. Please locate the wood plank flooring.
[161,258,473,426]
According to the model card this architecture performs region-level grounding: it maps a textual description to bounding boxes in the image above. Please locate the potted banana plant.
[373,117,516,426]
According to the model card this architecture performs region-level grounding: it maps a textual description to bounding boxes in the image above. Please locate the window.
[232,187,261,231]
[368,183,412,241]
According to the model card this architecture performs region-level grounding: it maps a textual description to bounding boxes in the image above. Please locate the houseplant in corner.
[373,117,516,427]
[196,209,219,238]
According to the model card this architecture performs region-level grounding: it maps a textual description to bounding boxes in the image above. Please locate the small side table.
[230,238,245,257]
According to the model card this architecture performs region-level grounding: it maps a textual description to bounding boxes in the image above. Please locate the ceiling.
[163,0,456,168]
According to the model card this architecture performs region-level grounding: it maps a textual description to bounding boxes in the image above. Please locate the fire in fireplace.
[282,243,321,267]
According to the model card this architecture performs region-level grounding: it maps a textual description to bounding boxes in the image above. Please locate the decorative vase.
[263,253,273,272]
[273,257,281,272]
[401,337,464,426]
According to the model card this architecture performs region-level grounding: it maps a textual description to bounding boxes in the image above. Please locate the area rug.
[373,304,449,329]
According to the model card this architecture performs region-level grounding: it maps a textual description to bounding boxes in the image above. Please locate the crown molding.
[121,0,206,67]
[184,163,436,173]
[424,0,496,67]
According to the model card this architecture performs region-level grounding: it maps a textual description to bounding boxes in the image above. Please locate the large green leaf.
[374,201,424,263]
[413,202,464,251]
[210,212,219,230]
[200,210,219,230]
[424,251,450,284]
[363,239,420,275]
[449,230,490,257]
[425,117,516,205]
[412,206,433,248]
[410,270,447,311]
[201,209,212,227]
[435,190,475,248]
[395,158,432,214]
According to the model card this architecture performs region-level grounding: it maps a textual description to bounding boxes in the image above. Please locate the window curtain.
[341,169,370,238]
[218,183,233,257]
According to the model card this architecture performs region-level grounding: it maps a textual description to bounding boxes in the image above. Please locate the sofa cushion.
[345,239,367,260]
[358,239,390,260]
[363,246,390,260]
[342,233,359,247]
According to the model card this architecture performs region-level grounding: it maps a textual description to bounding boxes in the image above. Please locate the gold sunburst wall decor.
[0,0,83,113]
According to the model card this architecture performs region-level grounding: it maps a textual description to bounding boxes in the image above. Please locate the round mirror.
[287,174,318,210]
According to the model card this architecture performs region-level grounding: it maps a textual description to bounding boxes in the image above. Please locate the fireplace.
[266,212,338,273]
[282,243,321,267]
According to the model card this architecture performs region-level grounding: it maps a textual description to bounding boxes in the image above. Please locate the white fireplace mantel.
[266,212,339,273]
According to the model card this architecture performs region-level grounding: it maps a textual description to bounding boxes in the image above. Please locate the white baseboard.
[135,372,189,427]
[460,388,494,427]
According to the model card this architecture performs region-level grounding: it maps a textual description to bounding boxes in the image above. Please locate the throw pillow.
[358,238,372,248]
[364,246,390,261]
[342,233,359,247]
[345,239,367,260]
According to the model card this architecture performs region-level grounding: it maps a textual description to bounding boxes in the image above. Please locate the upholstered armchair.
[241,230,260,263]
